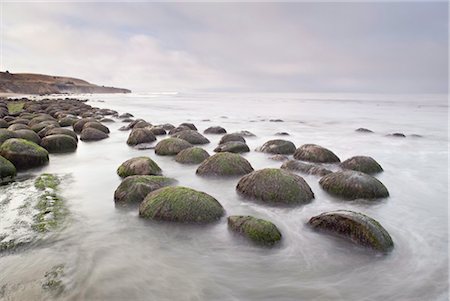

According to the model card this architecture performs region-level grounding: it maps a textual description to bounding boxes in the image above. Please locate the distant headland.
[0,71,131,95]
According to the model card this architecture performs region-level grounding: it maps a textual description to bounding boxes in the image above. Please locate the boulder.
[389,133,406,138]
[269,155,289,162]
[179,122,197,131]
[228,215,282,246]
[219,133,245,144]
[117,156,162,178]
[83,121,110,134]
[0,155,16,183]
[30,120,59,133]
[0,138,49,170]
[319,170,389,200]
[236,168,314,205]
[171,130,210,145]
[80,128,109,141]
[204,126,227,134]
[293,144,340,163]
[196,153,254,177]
[308,210,394,253]
[127,128,156,146]
[234,130,255,137]
[355,128,373,133]
[13,129,42,145]
[257,139,296,155]
[8,124,29,131]
[58,117,78,127]
[0,119,8,128]
[73,117,97,133]
[139,186,225,223]
[168,125,191,135]
[175,147,210,164]
[155,138,193,156]
[41,134,78,153]
[114,175,175,205]
[340,156,383,175]
[281,160,332,176]
[214,141,250,153]
[149,126,166,136]
[45,128,78,142]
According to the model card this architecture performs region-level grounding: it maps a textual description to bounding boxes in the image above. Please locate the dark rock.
[214,141,250,153]
[275,132,289,136]
[219,133,245,144]
[228,215,282,246]
[41,134,78,153]
[0,155,16,184]
[355,128,374,133]
[389,133,406,138]
[281,160,332,176]
[114,175,175,205]
[257,139,296,155]
[155,138,193,156]
[179,122,197,131]
[204,126,227,134]
[8,124,29,131]
[149,126,166,135]
[175,147,210,164]
[171,130,210,145]
[0,138,49,170]
[117,156,162,178]
[234,130,255,137]
[58,117,78,127]
[13,129,42,145]
[0,129,17,145]
[340,156,383,175]
[83,121,110,134]
[45,128,78,142]
[127,128,156,146]
[80,128,109,141]
[196,153,254,177]
[73,117,97,133]
[294,144,340,163]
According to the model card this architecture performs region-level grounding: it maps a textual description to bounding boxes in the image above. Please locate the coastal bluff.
[0,72,131,95]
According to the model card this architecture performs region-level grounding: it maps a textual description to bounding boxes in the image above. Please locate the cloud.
[2,2,448,93]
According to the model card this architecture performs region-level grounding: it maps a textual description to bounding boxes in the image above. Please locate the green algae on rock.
[308,210,394,253]
[294,144,340,163]
[319,170,389,200]
[196,152,254,177]
[139,186,225,223]
[155,137,193,156]
[214,141,250,153]
[257,139,296,155]
[175,147,210,164]
[340,156,383,175]
[0,155,16,184]
[127,128,156,146]
[42,264,65,296]
[41,134,78,153]
[114,175,176,205]
[117,156,162,178]
[228,215,282,246]
[236,168,314,205]
[0,138,49,170]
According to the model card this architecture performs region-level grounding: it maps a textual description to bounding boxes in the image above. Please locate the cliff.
[0,72,131,95]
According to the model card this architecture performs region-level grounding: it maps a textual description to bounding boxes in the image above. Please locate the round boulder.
[257,139,296,155]
[179,123,197,131]
[13,129,41,145]
[340,156,383,175]
[294,144,340,163]
[83,121,110,134]
[73,117,97,133]
[139,186,225,223]
[0,155,16,183]
[175,147,210,164]
[0,138,49,170]
[155,138,193,156]
[114,175,175,205]
[171,130,210,145]
[117,156,162,178]
[8,124,29,131]
[219,133,245,144]
[58,116,78,127]
[0,129,17,145]
[214,141,250,153]
[45,128,78,142]
[281,160,332,176]
[80,128,109,141]
[228,215,282,246]
[308,210,394,253]
[127,128,156,146]
[319,170,389,200]
[236,168,314,205]
[41,134,78,153]
[204,126,227,134]
[196,153,254,177]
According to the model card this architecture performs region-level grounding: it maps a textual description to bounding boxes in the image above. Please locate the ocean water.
[0,92,448,301]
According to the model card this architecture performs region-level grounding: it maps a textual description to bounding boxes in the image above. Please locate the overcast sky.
[2,2,448,93]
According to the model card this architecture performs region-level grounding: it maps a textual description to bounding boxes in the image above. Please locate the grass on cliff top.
[7,101,25,114]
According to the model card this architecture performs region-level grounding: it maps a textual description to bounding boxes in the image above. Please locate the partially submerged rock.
[0,129,16,145]
[41,134,78,153]
[281,160,332,176]
[117,156,162,178]
[171,130,210,145]
[236,168,314,205]
[13,129,42,145]
[80,128,109,141]
[355,128,374,133]
[179,122,197,131]
[155,138,193,156]
[83,121,110,134]
[340,156,383,175]
[196,152,254,177]
[228,215,282,246]
[73,117,97,133]
[175,147,210,164]
[114,175,175,205]
[127,128,156,146]
[294,144,340,163]
[269,155,289,162]
[319,170,389,200]
[257,139,296,155]
[0,155,16,184]
[0,138,49,170]
[308,210,394,253]
[219,133,245,144]
[204,126,227,134]
[139,186,225,223]
[214,141,250,153]
[45,128,78,142]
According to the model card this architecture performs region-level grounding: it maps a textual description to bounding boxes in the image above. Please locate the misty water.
[0,92,448,300]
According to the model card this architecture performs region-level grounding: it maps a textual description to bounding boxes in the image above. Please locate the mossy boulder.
[236,168,314,205]
[214,141,250,153]
[114,175,175,205]
[149,126,166,135]
[73,117,97,133]
[0,129,16,145]
[219,133,245,144]
[8,123,30,131]
[83,121,110,134]
[0,119,8,128]
[281,160,332,176]
[58,116,78,127]
[168,125,191,135]
[308,210,394,253]
[0,155,16,183]
[31,121,60,133]
[257,139,296,155]
[127,128,157,146]
[319,170,389,200]
[117,156,162,178]
[196,153,254,177]
[340,156,383,175]
[179,122,197,131]
[155,138,193,156]
[171,130,210,145]
[13,129,42,145]
[80,128,108,141]
[41,134,78,153]
[228,215,282,246]
[0,138,49,170]
[139,186,225,223]
[294,144,340,163]
[45,128,78,142]
[204,126,227,134]
[175,147,210,164]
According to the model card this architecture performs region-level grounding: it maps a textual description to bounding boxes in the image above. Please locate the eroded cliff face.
[0,72,131,95]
